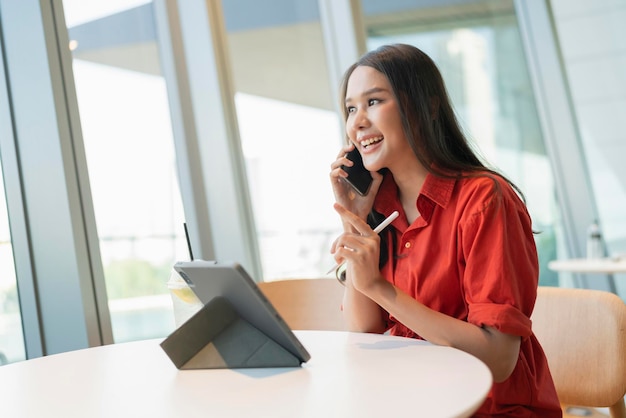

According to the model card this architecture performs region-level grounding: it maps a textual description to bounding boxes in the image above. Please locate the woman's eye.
[346,106,356,113]
[368,98,381,106]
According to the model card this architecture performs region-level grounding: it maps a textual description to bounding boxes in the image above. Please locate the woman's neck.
[389,162,429,224]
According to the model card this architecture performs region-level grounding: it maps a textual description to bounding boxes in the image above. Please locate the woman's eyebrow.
[345,86,389,104]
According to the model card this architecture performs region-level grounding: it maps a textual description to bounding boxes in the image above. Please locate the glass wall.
[363,0,562,285]
[223,0,343,281]
[550,0,626,297]
[62,0,187,342]
[0,165,26,365]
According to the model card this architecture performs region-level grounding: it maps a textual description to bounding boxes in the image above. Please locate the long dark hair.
[339,43,528,266]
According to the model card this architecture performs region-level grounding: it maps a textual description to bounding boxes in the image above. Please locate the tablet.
[173,260,311,364]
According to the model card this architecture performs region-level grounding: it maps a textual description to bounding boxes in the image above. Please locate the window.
[0,163,26,364]
[224,0,343,280]
[63,0,187,342]
[550,0,626,297]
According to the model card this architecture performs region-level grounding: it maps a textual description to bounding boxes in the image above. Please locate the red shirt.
[373,172,561,417]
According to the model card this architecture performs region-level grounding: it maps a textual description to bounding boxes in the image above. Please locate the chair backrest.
[531,286,626,417]
[258,278,346,331]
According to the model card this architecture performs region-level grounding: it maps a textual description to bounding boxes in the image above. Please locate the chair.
[257,278,346,331]
[531,286,626,418]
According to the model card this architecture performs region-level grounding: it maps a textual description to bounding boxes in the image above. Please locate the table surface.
[548,257,626,273]
[0,330,492,418]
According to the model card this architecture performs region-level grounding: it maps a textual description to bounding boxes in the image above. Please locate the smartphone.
[342,148,373,196]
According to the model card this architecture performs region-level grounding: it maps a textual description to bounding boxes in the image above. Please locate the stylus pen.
[326,210,399,275]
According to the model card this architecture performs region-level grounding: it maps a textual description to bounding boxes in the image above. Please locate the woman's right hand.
[329,143,382,225]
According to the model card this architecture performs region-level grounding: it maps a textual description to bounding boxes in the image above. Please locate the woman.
[329,44,561,416]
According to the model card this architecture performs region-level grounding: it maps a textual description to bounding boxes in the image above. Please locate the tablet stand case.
[160,296,301,369]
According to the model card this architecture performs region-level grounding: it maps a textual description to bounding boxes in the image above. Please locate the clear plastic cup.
[166,270,203,328]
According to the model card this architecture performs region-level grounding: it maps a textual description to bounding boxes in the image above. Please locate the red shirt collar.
[373,171,456,228]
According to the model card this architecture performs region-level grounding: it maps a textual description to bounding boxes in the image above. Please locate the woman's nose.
[351,108,370,129]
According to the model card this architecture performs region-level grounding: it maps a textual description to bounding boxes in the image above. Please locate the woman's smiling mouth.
[360,135,384,148]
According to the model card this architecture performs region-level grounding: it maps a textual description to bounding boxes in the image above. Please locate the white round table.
[0,330,492,418]
[548,257,626,274]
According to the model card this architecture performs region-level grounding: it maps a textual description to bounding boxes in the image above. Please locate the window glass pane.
[224,1,342,280]
[0,162,26,364]
[550,0,626,297]
[63,0,187,341]
[363,0,562,286]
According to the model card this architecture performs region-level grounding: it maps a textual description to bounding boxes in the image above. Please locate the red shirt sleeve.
[458,177,538,338]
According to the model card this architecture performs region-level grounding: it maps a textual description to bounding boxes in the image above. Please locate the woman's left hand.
[330,203,385,293]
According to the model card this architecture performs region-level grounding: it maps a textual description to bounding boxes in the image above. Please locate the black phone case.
[342,148,373,196]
